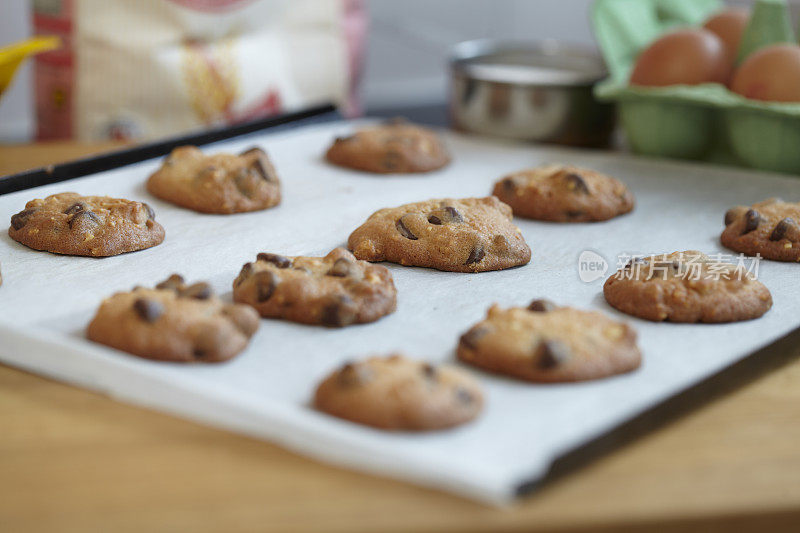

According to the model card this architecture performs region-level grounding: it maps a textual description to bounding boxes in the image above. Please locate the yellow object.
[0,36,60,96]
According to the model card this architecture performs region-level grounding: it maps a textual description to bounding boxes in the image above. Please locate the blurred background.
[0,0,778,147]
[2,0,599,142]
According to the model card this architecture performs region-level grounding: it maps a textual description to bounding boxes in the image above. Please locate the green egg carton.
[592,0,800,175]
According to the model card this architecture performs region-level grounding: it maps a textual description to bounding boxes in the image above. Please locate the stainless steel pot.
[449,39,615,148]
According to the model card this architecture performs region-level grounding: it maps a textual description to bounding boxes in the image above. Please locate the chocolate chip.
[10,209,36,230]
[192,329,227,361]
[156,274,185,291]
[382,151,402,171]
[200,165,219,178]
[743,209,760,234]
[564,172,590,194]
[257,253,291,268]
[724,208,739,226]
[493,234,510,248]
[68,209,100,229]
[770,217,796,241]
[464,245,485,265]
[337,362,372,386]
[234,263,253,287]
[142,202,156,220]
[181,282,212,300]
[566,210,585,219]
[455,387,474,405]
[428,206,463,225]
[321,295,356,327]
[252,158,276,183]
[338,362,356,384]
[528,299,556,312]
[254,271,278,302]
[459,326,488,350]
[239,146,265,157]
[443,206,463,222]
[646,260,683,280]
[395,215,417,240]
[233,169,255,198]
[421,363,437,380]
[502,178,516,194]
[133,298,164,322]
[63,202,86,215]
[536,339,570,369]
[625,256,645,268]
[328,257,354,277]
[652,260,679,270]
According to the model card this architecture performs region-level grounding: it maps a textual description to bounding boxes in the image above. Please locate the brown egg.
[703,8,750,62]
[630,29,731,87]
[731,44,800,102]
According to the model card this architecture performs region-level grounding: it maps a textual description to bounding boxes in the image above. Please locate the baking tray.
[1,107,799,505]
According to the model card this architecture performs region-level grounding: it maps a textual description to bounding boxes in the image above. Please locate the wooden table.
[2,143,800,533]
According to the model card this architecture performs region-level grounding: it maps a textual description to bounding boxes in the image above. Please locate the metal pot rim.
[450,38,608,88]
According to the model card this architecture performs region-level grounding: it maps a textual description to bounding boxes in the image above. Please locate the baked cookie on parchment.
[87,274,260,362]
[721,198,800,262]
[603,250,772,323]
[347,196,531,273]
[313,354,483,430]
[492,164,634,222]
[233,247,397,327]
[147,145,281,214]
[325,118,450,174]
[457,300,641,383]
[8,192,164,257]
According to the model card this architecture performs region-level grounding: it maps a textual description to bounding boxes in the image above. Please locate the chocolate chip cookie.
[147,145,281,214]
[87,274,260,362]
[492,164,635,222]
[603,250,773,323]
[347,196,531,273]
[325,118,450,174]
[233,247,397,327]
[721,198,800,262]
[457,300,641,383]
[313,354,483,430]
[9,192,164,257]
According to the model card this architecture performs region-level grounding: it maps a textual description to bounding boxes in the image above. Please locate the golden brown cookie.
[492,164,635,222]
[347,196,531,273]
[457,300,641,383]
[147,145,281,214]
[87,274,260,362]
[9,192,164,257]
[603,251,773,323]
[325,118,450,174]
[721,198,800,262]
[233,247,397,327]
[313,354,483,430]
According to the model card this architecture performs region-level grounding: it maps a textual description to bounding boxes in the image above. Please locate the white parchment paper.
[1,121,799,504]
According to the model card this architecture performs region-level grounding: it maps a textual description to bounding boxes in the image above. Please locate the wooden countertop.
[2,143,800,533]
